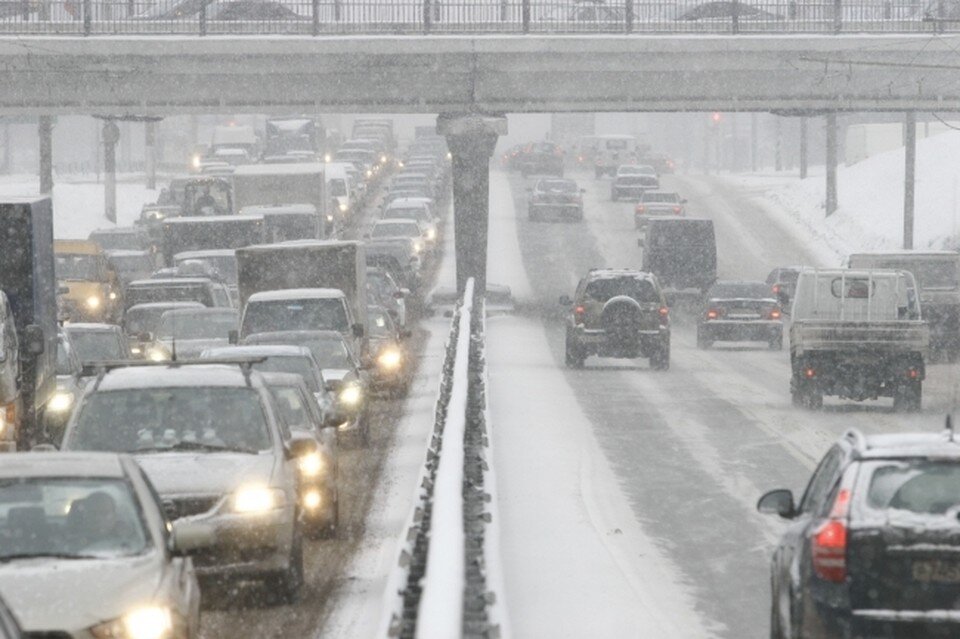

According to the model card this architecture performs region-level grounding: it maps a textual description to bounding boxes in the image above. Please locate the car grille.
[162,495,221,520]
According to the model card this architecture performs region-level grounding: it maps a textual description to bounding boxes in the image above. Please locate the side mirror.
[170,521,216,556]
[352,323,365,338]
[558,295,572,306]
[757,489,796,519]
[228,330,238,345]
[24,325,44,356]
[287,435,318,459]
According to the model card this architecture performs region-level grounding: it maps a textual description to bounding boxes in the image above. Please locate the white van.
[592,134,638,178]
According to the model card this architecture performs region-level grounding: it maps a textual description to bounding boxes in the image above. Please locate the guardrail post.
[625,0,633,33]
[423,0,431,33]
[832,0,842,32]
[311,0,319,35]
[199,1,206,35]
[83,0,91,35]
[521,0,530,33]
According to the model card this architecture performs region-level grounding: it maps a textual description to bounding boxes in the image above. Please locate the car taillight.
[908,367,920,379]
[574,305,586,323]
[635,205,645,214]
[768,309,782,320]
[673,206,681,214]
[706,308,723,320]
[659,306,669,325]
[811,489,851,583]
[772,284,781,294]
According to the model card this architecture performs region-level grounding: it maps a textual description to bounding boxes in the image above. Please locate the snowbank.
[726,129,960,263]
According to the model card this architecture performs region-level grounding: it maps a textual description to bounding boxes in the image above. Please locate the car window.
[583,277,660,304]
[862,460,960,516]
[798,447,842,514]
[269,386,309,435]
[242,299,349,335]
[65,331,126,363]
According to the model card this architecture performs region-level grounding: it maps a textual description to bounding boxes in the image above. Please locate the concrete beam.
[1,35,960,114]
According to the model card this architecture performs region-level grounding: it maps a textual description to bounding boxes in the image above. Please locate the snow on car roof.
[203,344,311,358]
[105,249,152,257]
[127,301,206,311]
[587,268,656,281]
[245,329,342,341]
[374,219,419,227]
[97,364,257,391]
[241,239,361,252]
[385,198,430,209]
[239,204,317,216]
[63,323,122,333]
[174,249,236,260]
[129,277,213,287]
[247,288,346,302]
[860,432,960,459]
[163,215,263,225]
[0,452,127,479]
[848,250,959,258]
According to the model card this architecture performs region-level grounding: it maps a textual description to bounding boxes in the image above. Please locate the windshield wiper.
[167,440,259,455]
[0,552,100,563]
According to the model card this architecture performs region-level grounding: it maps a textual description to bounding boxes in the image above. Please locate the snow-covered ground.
[720,129,960,264]
[0,174,157,239]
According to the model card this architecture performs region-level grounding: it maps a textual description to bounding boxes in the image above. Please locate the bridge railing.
[0,0,950,35]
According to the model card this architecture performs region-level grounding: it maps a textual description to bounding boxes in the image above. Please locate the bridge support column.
[825,112,838,216]
[39,115,53,194]
[102,119,120,224]
[438,113,507,295]
[145,120,158,190]
[903,110,916,250]
[799,116,808,180]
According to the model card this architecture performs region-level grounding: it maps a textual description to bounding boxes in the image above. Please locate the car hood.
[0,553,163,633]
[135,452,276,496]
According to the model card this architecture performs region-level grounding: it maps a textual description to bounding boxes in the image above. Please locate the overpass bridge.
[3,19,957,288]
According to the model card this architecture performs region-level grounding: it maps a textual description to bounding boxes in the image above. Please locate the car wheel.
[650,339,670,371]
[269,524,304,604]
[770,582,785,639]
[893,380,922,412]
[565,337,585,369]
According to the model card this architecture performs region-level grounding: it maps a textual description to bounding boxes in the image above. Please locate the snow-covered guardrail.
[379,278,509,639]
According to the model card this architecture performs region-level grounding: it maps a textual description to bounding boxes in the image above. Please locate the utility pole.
[826,112,838,216]
[102,119,120,223]
[39,115,53,194]
[903,111,917,249]
[775,116,782,172]
[750,112,758,173]
[799,116,808,179]
[145,120,158,190]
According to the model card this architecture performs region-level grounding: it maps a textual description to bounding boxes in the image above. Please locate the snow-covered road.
[483,168,960,638]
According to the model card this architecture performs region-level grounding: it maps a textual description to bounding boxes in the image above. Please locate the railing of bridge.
[0,0,953,35]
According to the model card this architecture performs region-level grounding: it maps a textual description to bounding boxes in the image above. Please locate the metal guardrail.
[0,0,954,35]
[379,278,508,639]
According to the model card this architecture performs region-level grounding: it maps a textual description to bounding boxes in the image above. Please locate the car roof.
[163,215,262,225]
[96,363,258,390]
[63,323,122,333]
[174,249,236,260]
[129,277,212,287]
[247,288,345,302]
[205,344,312,358]
[259,371,311,388]
[127,301,206,312]
[586,268,656,281]
[0,452,128,479]
[848,250,959,258]
[374,219,419,226]
[641,190,679,196]
[105,250,152,257]
[244,329,343,342]
[385,198,430,208]
[160,307,237,318]
[844,429,960,460]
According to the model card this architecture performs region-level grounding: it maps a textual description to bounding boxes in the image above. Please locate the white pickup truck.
[789,269,929,411]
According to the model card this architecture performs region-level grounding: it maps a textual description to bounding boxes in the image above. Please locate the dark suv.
[517,142,564,177]
[759,427,960,639]
[560,269,670,370]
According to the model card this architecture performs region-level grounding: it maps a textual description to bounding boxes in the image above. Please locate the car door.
[775,446,844,631]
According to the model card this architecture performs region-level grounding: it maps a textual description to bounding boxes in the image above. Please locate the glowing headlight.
[446,152,453,160]
[323,153,332,163]
[146,347,169,362]
[303,489,322,510]
[413,241,424,254]
[108,291,118,301]
[90,606,172,639]
[232,486,284,514]
[339,384,362,406]
[191,154,202,170]
[326,214,335,223]
[377,349,402,371]
[297,452,325,478]
[380,154,388,163]
[85,296,101,309]
[426,228,437,241]
[365,169,373,178]
[48,391,74,413]
[131,345,142,356]
[338,202,348,213]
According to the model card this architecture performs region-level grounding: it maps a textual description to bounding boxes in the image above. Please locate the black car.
[697,280,783,350]
[766,266,804,308]
[517,142,564,177]
[759,427,960,639]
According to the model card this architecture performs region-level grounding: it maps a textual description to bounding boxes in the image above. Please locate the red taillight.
[805,367,816,378]
[908,368,920,379]
[673,206,681,214]
[769,309,782,320]
[574,305,586,323]
[772,284,781,294]
[659,306,669,325]
[706,309,719,320]
[811,489,851,583]
[635,205,645,214]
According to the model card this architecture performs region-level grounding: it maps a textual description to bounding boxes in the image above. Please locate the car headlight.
[47,390,74,413]
[302,489,322,511]
[425,228,436,241]
[146,347,169,362]
[232,486,285,514]
[191,154,202,170]
[108,291,118,301]
[338,202,348,213]
[380,154,388,163]
[326,214,335,223]
[323,153,332,163]
[365,169,373,178]
[339,383,362,406]
[297,452,325,478]
[377,348,402,371]
[412,241,424,254]
[90,606,173,639]
[130,345,142,356]
[85,295,101,309]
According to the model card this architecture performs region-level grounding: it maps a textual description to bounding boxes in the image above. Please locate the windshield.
[175,255,237,285]
[65,331,124,363]
[708,283,772,299]
[329,179,347,197]
[383,207,427,221]
[55,255,99,281]
[126,284,209,308]
[156,311,237,340]
[69,387,272,453]
[250,357,321,393]
[372,223,419,239]
[584,277,660,304]
[0,478,149,561]
[245,335,353,371]
[242,298,348,335]
[537,180,577,193]
[642,192,679,203]
[268,386,312,430]
[368,308,394,338]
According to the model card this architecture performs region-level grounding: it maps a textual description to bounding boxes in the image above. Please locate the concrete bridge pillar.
[38,115,53,194]
[437,113,507,295]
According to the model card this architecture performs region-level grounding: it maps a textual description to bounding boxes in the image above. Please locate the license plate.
[912,560,960,583]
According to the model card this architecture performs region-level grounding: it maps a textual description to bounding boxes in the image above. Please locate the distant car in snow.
[696,280,784,350]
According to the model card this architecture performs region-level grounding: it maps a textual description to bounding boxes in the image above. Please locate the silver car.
[0,452,207,638]
[61,362,314,603]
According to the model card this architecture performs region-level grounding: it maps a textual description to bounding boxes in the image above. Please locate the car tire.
[893,380,922,412]
[565,337,585,369]
[269,524,304,605]
[770,586,784,639]
[650,339,670,371]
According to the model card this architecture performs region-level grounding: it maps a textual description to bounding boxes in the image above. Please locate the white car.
[0,452,208,638]
[381,198,438,246]
[368,219,430,256]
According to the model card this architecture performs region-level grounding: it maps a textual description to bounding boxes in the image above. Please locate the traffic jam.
[1,112,960,639]
[0,117,451,637]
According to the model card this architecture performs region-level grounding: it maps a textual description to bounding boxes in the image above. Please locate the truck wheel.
[565,337,585,369]
[893,380,922,412]
[697,330,711,350]
[650,340,670,371]
[769,335,783,351]
[805,384,823,410]
[268,525,304,604]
